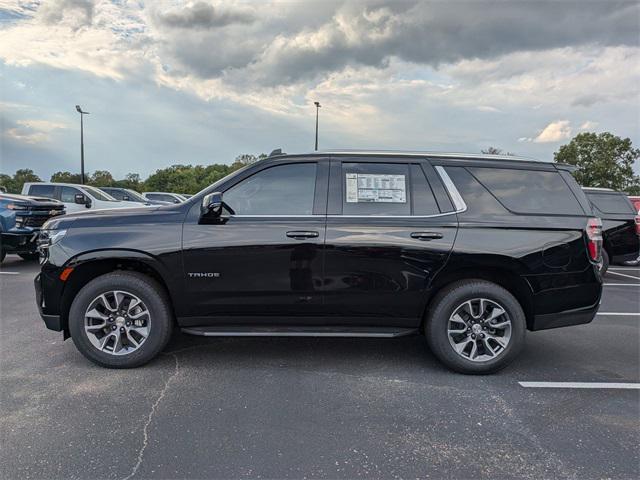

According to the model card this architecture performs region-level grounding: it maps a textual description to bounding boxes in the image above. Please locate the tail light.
[586,217,602,262]
[634,214,640,236]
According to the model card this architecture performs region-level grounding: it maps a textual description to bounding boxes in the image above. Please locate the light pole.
[314,101,321,151]
[75,105,89,184]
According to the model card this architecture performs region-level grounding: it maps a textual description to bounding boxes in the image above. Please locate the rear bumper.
[35,273,63,331]
[530,301,600,331]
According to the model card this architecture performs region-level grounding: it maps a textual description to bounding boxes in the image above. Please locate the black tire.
[599,249,609,276]
[18,253,39,261]
[0,249,5,264]
[424,280,526,374]
[68,271,173,368]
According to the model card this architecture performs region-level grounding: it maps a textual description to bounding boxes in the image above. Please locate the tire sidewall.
[69,272,172,368]
[426,280,526,374]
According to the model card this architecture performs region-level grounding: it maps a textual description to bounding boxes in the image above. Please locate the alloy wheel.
[84,290,150,355]
[447,298,512,362]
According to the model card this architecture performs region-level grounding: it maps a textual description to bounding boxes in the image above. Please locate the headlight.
[38,229,67,248]
[7,203,28,210]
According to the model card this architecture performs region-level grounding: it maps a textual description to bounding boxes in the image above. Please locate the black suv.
[35,151,603,374]
[582,188,639,274]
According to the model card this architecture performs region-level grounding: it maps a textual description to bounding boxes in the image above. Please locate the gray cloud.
[155,0,640,86]
[571,94,610,107]
[153,1,255,30]
[38,0,94,26]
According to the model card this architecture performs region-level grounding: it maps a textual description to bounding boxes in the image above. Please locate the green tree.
[50,171,82,183]
[10,169,41,194]
[554,132,640,195]
[89,170,115,187]
[481,147,514,156]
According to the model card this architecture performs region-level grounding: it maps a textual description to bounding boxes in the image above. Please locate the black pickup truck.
[0,193,65,263]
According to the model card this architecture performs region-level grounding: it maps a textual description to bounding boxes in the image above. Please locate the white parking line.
[609,267,640,271]
[603,283,640,286]
[519,382,640,390]
[0,271,20,275]
[596,312,640,316]
[607,271,640,280]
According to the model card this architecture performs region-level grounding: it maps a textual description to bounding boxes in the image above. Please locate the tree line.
[0,153,266,195]
[2,133,639,195]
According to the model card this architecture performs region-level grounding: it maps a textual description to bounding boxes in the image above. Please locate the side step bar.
[181,326,418,338]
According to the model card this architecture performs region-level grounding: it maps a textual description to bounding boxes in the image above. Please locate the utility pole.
[314,101,321,151]
[75,105,89,184]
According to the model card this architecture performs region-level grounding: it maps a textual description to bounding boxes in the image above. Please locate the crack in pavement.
[122,353,180,480]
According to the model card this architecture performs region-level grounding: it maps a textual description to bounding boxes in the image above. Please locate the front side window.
[28,184,55,199]
[469,167,584,215]
[224,163,317,215]
[342,163,410,215]
[104,189,125,200]
[83,186,117,201]
[60,186,81,203]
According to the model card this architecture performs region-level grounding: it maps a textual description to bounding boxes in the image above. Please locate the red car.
[629,196,640,212]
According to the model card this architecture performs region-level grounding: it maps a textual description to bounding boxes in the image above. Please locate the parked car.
[0,192,65,263]
[35,150,602,374]
[99,187,172,206]
[583,188,640,273]
[628,195,640,212]
[22,182,147,213]
[142,192,187,204]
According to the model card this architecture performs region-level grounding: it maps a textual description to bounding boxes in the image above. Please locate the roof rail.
[582,187,615,192]
[314,149,538,162]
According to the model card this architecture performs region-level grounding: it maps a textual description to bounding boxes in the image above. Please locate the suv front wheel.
[425,280,526,374]
[68,271,173,368]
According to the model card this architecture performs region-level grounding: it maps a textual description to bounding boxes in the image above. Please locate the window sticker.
[345,173,406,203]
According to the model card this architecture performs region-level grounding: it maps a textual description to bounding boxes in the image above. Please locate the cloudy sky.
[1,0,639,180]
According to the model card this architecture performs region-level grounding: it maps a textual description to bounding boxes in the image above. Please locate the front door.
[322,158,458,326]
[182,160,329,322]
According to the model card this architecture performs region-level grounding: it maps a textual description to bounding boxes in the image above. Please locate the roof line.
[305,149,542,162]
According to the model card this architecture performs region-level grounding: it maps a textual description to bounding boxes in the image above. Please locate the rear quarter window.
[587,193,635,214]
[468,167,585,215]
[28,184,55,199]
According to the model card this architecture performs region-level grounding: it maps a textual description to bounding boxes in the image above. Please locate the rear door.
[322,156,459,326]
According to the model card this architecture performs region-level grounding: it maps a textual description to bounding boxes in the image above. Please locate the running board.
[181,326,418,338]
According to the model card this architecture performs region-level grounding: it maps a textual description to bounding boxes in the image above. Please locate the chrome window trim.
[230,214,321,218]
[435,166,467,213]
[228,213,457,219]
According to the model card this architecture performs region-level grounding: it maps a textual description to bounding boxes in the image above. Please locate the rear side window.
[28,184,55,199]
[342,163,410,215]
[411,165,440,215]
[224,163,317,215]
[105,189,125,200]
[588,193,635,214]
[468,167,584,215]
[444,167,506,215]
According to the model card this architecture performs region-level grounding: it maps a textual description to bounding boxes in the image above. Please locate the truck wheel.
[424,280,526,374]
[18,253,39,261]
[68,271,173,368]
[598,249,609,276]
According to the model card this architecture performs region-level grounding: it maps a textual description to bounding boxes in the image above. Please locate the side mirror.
[201,192,224,218]
[75,193,92,208]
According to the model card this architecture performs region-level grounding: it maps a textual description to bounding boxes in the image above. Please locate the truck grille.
[23,216,51,227]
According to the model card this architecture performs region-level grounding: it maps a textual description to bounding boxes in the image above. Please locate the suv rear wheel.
[68,271,173,368]
[425,280,526,374]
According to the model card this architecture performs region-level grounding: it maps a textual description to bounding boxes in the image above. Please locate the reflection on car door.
[322,157,458,327]
[181,160,329,323]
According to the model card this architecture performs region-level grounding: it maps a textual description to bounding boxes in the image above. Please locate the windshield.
[124,189,147,202]
[83,186,118,202]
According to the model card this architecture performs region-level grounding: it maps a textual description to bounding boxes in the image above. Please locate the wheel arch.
[423,265,535,330]
[59,250,177,333]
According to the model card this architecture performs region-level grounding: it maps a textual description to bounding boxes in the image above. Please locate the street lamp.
[75,105,89,184]
[314,101,321,151]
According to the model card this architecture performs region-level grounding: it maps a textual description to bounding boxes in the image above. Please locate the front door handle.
[410,232,443,241]
[286,231,319,240]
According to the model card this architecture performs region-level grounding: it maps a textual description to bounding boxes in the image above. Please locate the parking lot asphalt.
[1,257,638,480]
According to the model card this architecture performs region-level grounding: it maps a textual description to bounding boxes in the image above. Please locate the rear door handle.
[410,232,443,241]
[286,231,319,240]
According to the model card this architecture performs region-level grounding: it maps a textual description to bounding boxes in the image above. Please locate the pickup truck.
[0,193,65,263]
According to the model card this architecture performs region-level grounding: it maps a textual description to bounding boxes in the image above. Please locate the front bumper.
[1,231,38,254]
[35,273,63,331]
